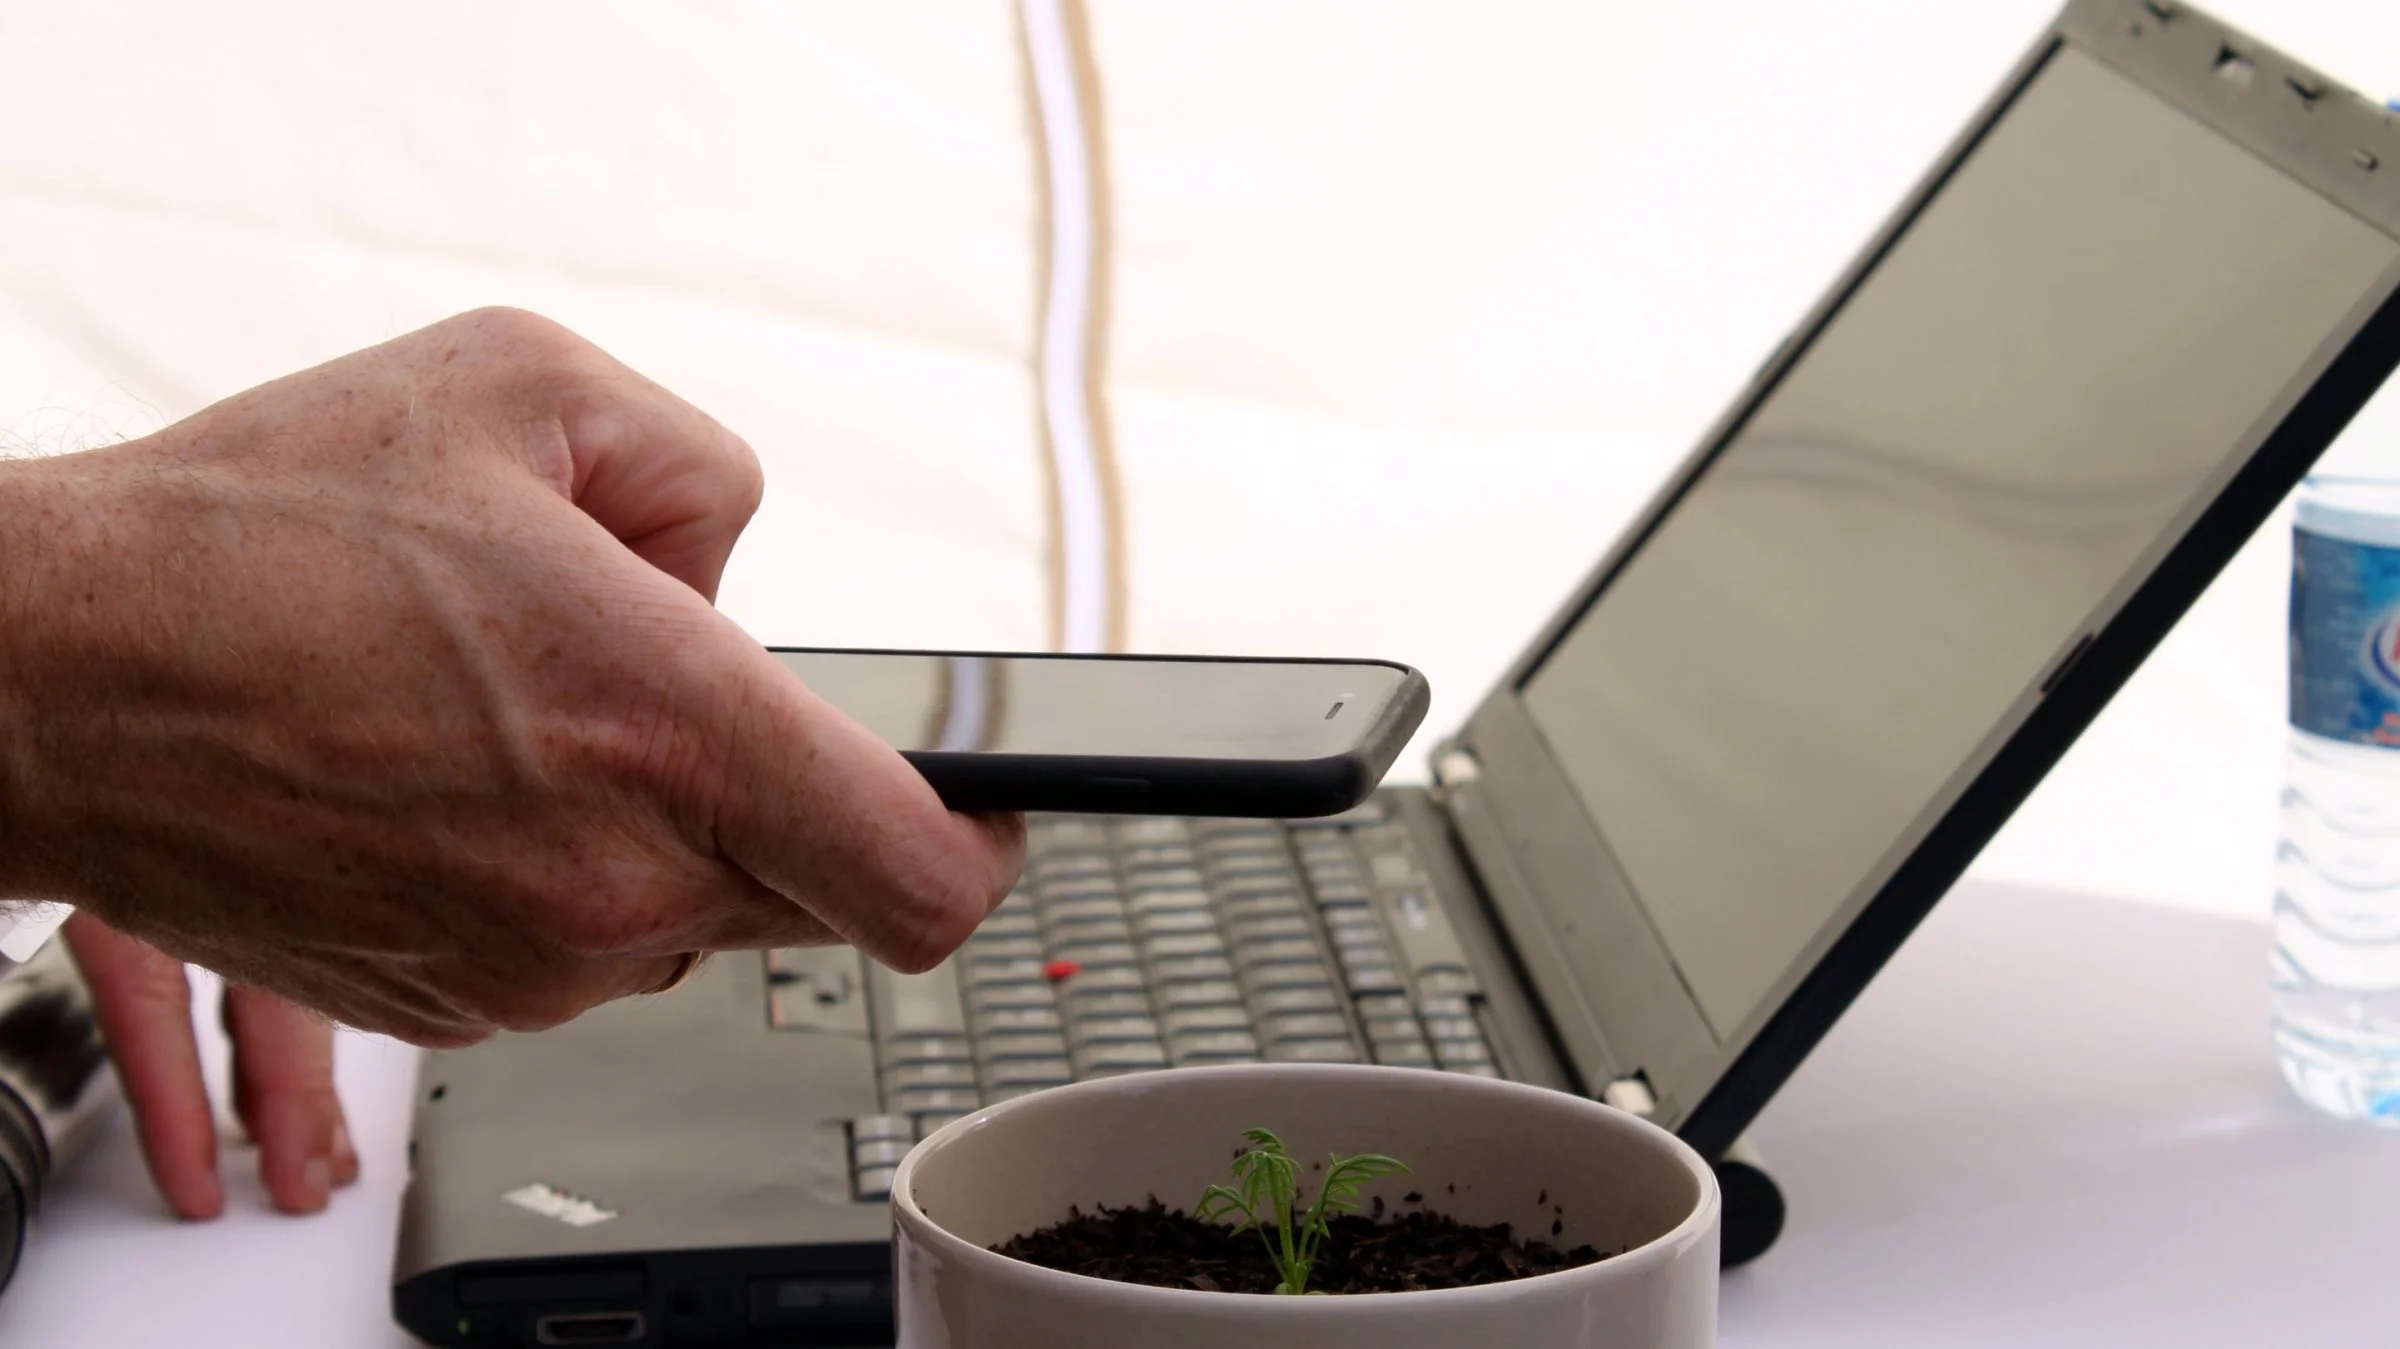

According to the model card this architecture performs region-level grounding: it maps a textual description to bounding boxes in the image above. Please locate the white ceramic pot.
[892,1064,1720,1348]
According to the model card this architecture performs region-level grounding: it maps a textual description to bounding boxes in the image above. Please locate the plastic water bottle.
[2273,477,2400,1122]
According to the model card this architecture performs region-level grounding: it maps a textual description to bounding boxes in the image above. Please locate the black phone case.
[768,648,1431,817]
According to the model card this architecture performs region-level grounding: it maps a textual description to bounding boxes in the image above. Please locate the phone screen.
[769,651,1409,761]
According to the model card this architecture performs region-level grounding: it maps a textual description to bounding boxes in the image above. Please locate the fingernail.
[330,1121,354,1165]
[304,1156,332,1206]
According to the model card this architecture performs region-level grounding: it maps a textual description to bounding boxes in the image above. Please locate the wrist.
[0,450,121,900]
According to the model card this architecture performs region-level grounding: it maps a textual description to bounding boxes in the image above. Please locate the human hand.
[64,913,360,1218]
[0,308,1024,1046]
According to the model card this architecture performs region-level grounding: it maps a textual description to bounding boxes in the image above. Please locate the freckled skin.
[0,309,1022,1219]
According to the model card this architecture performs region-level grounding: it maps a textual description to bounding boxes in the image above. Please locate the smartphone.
[767,648,1429,817]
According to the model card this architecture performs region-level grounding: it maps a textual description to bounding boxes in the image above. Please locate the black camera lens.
[0,1085,38,1294]
[0,939,115,1302]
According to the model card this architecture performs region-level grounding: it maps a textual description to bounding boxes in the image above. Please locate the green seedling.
[1194,1126,1410,1295]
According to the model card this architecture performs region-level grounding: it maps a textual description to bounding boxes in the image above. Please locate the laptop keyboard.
[774,805,1500,1201]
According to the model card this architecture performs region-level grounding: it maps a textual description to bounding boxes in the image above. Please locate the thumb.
[696,636,1023,972]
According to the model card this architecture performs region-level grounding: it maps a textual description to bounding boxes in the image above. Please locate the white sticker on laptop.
[501,1181,619,1228]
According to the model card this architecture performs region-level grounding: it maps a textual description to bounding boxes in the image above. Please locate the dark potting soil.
[991,1197,1607,1295]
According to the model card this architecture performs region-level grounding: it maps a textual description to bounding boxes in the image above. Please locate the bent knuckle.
[459,305,578,353]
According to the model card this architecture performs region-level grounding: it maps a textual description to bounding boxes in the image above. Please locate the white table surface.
[4,880,2394,1347]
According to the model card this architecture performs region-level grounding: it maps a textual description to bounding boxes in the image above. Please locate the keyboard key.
[1434,1038,1494,1070]
[964,936,1044,962]
[1368,852,1419,886]
[1422,1015,1478,1043]
[983,1058,1074,1089]
[1355,993,1415,1024]
[973,912,1041,940]
[1048,921,1135,951]
[1060,965,1148,994]
[851,1114,913,1143]
[1202,852,1288,876]
[1190,819,1276,841]
[1233,937,1323,966]
[1127,868,1206,891]
[1048,939,1140,969]
[1037,879,1122,907]
[1158,980,1245,1011]
[1035,842,1111,868]
[1371,1039,1436,1068]
[1417,993,1473,1020]
[1227,914,1313,944]
[1067,1016,1163,1046]
[1062,989,1154,1019]
[1121,843,1198,870]
[1320,907,1383,936]
[1250,986,1340,1017]
[894,1085,983,1115]
[1267,1039,1360,1064]
[968,983,1057,1014]
[887,1061,977,1092]
[1032,864,1104,897]
[1311,881,1373,907]
[1238,962,1334,992]
[1262,1012,1352,1042]
[1365,1016,1426,1047]
[855,1166,898,1201]
[986,1084,1051,1103]
[1219,876,1303,901]
[1134,909,1218,938]
[1228,892,1305,921]
[1331,922,1391,949]
[852,1138,913,1169]
[964,959,1047,989]
[1340,962,1407,996]
[1127,889,1211,917]
[1042,897,1127,927]
[969,1004,1061,1034]
[1150,954,1237,984]
[1171,1030,1262,1063]
[977,1030,1069,1062]
[1142,933,1229,960]
[1072,1041,1169,1075]
[1161,1005,1253,1036]
[1113,818,1191,845]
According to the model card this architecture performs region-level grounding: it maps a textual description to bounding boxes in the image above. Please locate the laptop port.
[533,1311,646,1344]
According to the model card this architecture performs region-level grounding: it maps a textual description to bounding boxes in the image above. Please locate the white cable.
[1020,0,1115,654]
[934,656,994,752]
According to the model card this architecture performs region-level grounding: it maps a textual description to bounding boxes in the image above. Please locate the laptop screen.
[1521,47,2400,1040]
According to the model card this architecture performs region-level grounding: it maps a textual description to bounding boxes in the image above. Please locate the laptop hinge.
[1424,747,1629,1100]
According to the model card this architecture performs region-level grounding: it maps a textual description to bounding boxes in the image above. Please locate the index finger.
[62,915,224,1221]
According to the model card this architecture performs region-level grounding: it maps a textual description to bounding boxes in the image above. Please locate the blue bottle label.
[2292,525,2400,744]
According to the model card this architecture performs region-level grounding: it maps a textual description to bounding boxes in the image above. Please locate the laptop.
[393,3,2400,1344]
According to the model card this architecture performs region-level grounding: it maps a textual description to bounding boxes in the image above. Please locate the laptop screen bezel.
[1439,0,2400,1157]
